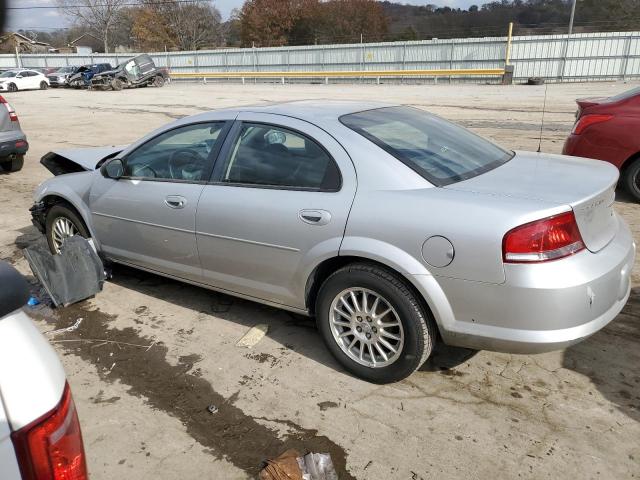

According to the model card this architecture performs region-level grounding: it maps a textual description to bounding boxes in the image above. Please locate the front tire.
[623,157,640,202]
[45,204,90,254]
[111,78,123,91]
[316,263,436,383]
[1,154,23,172]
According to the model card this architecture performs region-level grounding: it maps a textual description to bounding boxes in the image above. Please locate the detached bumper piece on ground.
[23,236,106,307]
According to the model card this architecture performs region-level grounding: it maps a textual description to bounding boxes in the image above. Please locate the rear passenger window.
[221,123,340,191]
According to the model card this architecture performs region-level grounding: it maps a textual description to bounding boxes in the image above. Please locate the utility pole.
[568,0,577,35]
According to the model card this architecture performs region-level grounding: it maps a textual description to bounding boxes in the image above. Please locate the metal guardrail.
[170,68,506,79]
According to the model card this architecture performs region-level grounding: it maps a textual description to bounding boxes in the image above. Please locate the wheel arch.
[38,192,98,247]
[305,253,452,338]
[620,151,640,174]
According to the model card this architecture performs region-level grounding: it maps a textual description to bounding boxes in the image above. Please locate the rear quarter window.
[340,106,513,186]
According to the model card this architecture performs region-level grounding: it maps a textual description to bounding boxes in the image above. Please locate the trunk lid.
[445,151,619,252]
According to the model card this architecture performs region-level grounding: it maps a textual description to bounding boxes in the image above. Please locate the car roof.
[214,100,397,125]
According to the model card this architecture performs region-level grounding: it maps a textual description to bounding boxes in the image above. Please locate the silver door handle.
[164,195,186,209]
[299,209,331,226]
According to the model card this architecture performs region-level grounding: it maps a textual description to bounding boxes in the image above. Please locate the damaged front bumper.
[30,202,47,234]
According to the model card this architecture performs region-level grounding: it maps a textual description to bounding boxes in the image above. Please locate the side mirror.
[101,158,124,179]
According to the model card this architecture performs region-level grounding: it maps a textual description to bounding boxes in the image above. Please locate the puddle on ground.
[37,304,355,479]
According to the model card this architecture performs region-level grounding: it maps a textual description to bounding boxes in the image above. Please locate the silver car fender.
[33,172,99,248]
[338,237,455,333]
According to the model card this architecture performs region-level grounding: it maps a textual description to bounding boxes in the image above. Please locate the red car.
[563,86,640,201]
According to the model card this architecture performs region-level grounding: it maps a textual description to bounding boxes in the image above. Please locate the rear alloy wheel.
[7,83,17,92]
[623,157,640,202]
[0,154,23,172]
[40,81,48,90]
[110,78,123,91]
[45,204,90,254]
[153,75,165,87]
[316,263,436,383]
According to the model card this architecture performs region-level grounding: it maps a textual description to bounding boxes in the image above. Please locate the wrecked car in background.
[68,63,112,88]
[90,54,168,91]
[46,66,78,88]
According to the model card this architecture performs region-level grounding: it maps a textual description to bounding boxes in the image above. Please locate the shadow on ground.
[562,287,640,423]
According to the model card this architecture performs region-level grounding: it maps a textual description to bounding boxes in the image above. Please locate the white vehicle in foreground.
[0,262,88,480]
[0,70,50,92]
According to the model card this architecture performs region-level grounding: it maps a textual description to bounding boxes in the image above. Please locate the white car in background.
[0,262,88,480]
[0,70,49,92]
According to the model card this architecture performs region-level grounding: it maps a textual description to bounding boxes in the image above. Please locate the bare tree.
[57,0,130,53]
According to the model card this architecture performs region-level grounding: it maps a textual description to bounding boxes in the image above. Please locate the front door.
[196,113,357,309]
[90,121,229,281]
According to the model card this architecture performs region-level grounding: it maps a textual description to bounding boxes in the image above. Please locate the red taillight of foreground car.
[11,382,88,480]
[0,95,18,121]
[503,211,585,263]
[571,114,613,134]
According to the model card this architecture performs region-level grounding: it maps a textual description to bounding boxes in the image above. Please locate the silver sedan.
[31,101,636,383]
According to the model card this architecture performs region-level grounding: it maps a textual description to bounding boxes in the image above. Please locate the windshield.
[0,71,16,78]
[56,66,75,73]
[340,106,513,186]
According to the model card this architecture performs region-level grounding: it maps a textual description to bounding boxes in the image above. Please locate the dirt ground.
[0,81,639,480]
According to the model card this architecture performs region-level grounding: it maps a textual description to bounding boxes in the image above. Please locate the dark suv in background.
[0,95,27,172]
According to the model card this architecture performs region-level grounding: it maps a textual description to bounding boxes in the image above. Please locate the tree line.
[15,0,640,53]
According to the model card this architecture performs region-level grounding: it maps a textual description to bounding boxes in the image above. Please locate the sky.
[7,0,491,32]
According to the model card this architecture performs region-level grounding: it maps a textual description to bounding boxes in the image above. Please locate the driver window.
[124,122,225,181]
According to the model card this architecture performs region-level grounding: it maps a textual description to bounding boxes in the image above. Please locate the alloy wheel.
[329,287,404,368]
[51,217,78,254]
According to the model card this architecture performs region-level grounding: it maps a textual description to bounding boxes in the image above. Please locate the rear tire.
[45,204,90,254]
[0,154,23,172]
[623,157,640,202]
[153,75,165,87]
[40,81,48,90]
[7,83,17,92]
[316,262,436,384]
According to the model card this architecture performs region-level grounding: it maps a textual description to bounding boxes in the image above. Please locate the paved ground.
[0,81,639,480]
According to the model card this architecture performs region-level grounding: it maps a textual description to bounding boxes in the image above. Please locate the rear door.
[89,121,231,282]
[196,113,357,309]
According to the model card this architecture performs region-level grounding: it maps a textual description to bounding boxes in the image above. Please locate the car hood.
[444,150,619,252]
[41,145,126,176]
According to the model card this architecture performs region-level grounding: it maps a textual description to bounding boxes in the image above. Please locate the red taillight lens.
[0,94,18,121]
[11,383,88,480]
[503,211,585,263]
[572,114,613,134]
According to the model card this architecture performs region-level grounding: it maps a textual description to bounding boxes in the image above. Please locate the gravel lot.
[0,81,638,480]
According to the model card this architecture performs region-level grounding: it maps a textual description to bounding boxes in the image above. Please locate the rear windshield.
[608,87,640,102]
[340,106,513,186]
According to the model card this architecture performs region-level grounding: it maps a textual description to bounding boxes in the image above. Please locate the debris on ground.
[298,452,339,480]
[23,236,106,307]
[259,449,303,480]
[259,450,339,480]
[206,404,218,415]
[236,323,269,348]
[27,296,40,307]
[46,317,83,336]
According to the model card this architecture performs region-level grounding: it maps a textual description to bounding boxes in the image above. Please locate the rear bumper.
[423,217,636,353]
[0,137,28,159]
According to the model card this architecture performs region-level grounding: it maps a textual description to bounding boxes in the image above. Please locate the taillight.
[503,211,585,263]
[572,114,613,134]
[11,383,88,480]
[0,95,18,121]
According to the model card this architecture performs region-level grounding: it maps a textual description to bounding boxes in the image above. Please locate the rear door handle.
[299,209,331,226]
[165,195,187,209]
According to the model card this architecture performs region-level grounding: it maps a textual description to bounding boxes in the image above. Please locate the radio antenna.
[537,83,549,153]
